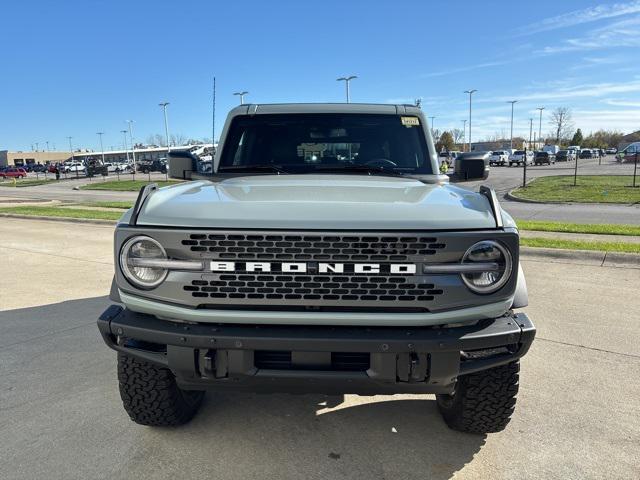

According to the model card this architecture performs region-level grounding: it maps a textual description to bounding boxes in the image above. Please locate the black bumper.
[97,306,535,395]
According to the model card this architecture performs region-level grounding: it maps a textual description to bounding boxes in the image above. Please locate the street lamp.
[121,130,129,162]
[67,136,74,164]
[233,91,248,105]
[96,132,105,165]
[336,75,357,103]
[126,120,136,166]
[529,118,533,150]
[461,119,467,151]
[159,102,171,151]
[46,140,50,151]
[429,116,436,137]
[507,100,518,150]
[536,107,545,149]
[464,89,477,152]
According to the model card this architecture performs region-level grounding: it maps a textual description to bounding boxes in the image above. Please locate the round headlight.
[120,236,168,289]
[461,240,512,294]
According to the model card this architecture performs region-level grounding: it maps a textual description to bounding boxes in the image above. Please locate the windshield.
[218,113,433,175]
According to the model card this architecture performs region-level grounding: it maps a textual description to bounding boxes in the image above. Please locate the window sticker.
[401,116,420,127]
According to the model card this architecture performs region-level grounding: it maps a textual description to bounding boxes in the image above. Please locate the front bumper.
[97,305,535,395]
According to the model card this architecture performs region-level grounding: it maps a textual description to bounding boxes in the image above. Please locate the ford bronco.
[97,103,535,434]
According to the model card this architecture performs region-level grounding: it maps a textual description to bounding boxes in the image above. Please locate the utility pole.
[126,120,136,166]
[212,77,216,143]
[536,107,545,148]
[159,102,171,151]
[96,132,105,164]
[233,91,248,105]
[464,89,477,152]
[429,116,436,137]
[461,119,467,152]
[529,118,533,150]
[121,130,129,162]
[507,100,517,150]
[336,75,357,103]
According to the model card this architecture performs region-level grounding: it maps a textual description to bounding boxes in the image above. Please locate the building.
[0,150,72,167]
[470,138,543,152]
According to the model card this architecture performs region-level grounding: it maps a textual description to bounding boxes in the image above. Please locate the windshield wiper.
[313,164,405,177]
[218,164,290,174]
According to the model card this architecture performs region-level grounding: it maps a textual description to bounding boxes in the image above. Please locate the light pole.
[159,102,171,151]
[529,118,533,150]
[507,100,517,150]
[121,130,129,162]
[35,142,39,151]
[429,116,436,137]
[46,140,50,151]
[67,136,74,164]
[464,89,477,152]
[336,75,357,103]
[233,91,248,105]
[126,120,136,166]
[96,132,105,165]
[536,107,545,148]
[461,119,467,151]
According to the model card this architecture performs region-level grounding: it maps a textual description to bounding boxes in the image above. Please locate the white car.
[489,150,509,166]
[63,162,86,174]
[508,150,534,166]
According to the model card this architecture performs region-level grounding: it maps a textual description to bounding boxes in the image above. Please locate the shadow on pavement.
[0,297,486,479]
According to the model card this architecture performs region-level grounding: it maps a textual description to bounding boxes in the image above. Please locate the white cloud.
[602,98,640,107]
[520,1,640,34]
[491,80,640,102]
[419,60,510,78]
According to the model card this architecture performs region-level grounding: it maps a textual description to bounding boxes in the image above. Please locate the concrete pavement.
[1,217,639,479]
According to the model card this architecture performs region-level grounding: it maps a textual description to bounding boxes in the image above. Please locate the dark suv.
[534,151,555,165]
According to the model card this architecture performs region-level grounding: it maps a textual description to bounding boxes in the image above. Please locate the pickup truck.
[489,150,509,166]
[97,103,535,434]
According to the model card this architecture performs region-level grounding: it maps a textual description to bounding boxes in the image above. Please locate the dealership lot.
[1,217,638,480]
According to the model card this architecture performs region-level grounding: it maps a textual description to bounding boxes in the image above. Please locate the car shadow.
[0,297,487,479]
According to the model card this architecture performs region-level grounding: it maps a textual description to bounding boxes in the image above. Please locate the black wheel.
[436,361,520,434]
[117,353,205,426]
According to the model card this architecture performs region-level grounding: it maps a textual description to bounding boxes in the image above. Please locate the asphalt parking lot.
[1,217,639,479]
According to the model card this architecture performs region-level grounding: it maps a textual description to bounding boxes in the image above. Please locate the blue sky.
[1,0,639,152]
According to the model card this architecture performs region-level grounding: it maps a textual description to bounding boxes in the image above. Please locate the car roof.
[227,103,423,116]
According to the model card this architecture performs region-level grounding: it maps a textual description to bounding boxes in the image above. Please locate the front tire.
[436,361,519,434]
[117,353,205,426]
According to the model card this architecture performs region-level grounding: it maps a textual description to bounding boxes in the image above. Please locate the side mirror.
[449,155,490,182]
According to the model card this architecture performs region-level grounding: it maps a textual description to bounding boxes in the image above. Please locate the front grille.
[183,273,443,303]
[181,233,446,262]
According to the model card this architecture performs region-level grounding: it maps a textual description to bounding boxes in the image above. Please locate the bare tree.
[549,107,574,143]
[451,128,464,145]
[170,133,187,146]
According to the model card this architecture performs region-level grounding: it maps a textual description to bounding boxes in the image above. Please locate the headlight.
[120,236,168,289]
[461,240,512,294]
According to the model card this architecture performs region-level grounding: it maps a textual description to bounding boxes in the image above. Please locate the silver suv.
[98,103,534,434]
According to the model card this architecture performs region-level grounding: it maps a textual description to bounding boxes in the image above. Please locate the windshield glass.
[218,114,432,175]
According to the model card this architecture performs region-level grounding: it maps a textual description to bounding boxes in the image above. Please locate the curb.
[0,213,116,226]
[520,246,639,268]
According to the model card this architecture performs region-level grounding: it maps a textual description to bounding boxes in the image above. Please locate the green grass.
[517,220,640,236]
[0,206,122,220]
[0,178,57,187]
[79,180,181,191]
[82,201,133,209]
[511,175,640,203]
[521,237,640,254]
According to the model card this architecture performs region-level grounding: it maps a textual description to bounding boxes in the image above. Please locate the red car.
[0,167,27,179]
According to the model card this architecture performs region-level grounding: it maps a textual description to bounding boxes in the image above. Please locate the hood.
[135,175,497,230]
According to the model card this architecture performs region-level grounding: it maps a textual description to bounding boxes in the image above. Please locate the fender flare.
[511,262,528,309]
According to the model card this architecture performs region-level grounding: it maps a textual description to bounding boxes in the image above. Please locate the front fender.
[512,262,528,309]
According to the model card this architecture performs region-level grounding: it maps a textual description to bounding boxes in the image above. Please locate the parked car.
[0,167,27,179]
[63,162,87,174]
[606,147,617,155]
[113,162,133,173]
[556,150,575,162]
[616,142,639,163]
[534,151,556,165]
[508,150,534,166]
[579,149,593,159]
[438,151,458,169]
[489,150,509,166]
[137,159,167,174]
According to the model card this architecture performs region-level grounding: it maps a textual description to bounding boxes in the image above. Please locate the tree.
[451,128,464,145]
[436,131,455,152]
[583,130,624,149]
[571,128,583,146]
[549,107,574,143]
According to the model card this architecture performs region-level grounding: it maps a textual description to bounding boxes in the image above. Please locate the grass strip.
[79,180,181,191]
[511,175,640,203]
[0,206,121,221]
[517,220,640,236]
[0,179,57,187]
[521,237,640,254]
[81,201,133,209]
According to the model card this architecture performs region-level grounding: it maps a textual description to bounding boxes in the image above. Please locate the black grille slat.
[182,234,445,261]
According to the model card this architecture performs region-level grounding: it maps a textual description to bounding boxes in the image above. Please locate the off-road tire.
[436,361,519,434]
[117,353,205,426]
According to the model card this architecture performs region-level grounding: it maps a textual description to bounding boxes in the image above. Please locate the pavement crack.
[537,336,640,359]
